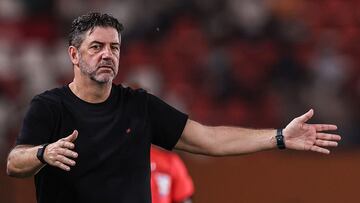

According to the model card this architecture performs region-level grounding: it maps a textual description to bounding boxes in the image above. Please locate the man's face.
[77,26,121,84]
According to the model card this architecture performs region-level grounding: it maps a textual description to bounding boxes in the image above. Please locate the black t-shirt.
[16,84,188,203]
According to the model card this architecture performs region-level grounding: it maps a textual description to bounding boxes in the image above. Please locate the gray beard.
[90,74,111,84]
[79,57,113,84]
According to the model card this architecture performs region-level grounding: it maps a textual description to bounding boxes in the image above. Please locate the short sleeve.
[16,97,55,145]
[148,94,188,150]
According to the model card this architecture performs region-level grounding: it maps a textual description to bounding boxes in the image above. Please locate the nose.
[101,46,113,59]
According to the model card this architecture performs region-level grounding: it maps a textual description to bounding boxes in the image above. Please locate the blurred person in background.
[151,146,194,203]
[6,12,341,203]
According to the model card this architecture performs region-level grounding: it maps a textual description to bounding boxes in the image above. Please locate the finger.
[310,145,330,154]
[316,133,341,141]
[313,124,338,132]
[54,161,71,171]
[59,141,75,149]
[56,155,76,166]
[63,130,78,142]
[58,148,78,158]
[315,139,338,147]
[297,109,314,123]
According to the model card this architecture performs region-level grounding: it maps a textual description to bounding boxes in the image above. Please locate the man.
[6,12,341,203]
[150,146,194,203]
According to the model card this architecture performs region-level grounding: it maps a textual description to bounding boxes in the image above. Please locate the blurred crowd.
[0,0,359,159]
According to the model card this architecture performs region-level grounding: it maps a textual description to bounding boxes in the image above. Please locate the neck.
[69,77,112,104]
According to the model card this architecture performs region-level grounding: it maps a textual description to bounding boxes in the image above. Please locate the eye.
[111,46,120,51]
[90,44,101,51]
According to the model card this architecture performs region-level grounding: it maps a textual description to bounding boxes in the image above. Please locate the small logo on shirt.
[126,128,131,135]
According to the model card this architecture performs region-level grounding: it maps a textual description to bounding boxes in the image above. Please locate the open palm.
[283,109,341,154]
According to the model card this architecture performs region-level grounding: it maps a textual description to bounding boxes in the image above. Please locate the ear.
[68,46,79,65]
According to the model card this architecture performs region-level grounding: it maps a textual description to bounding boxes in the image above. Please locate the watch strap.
[276,129,286,150]
[36,144,49,164]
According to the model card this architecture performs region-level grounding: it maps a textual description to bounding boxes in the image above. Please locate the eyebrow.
[90,41,120,46]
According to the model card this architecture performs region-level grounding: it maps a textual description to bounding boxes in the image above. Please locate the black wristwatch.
[37,144,49,164]
[276,129,286,150]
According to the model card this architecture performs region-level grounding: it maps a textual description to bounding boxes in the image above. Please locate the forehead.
[83,26,120,44]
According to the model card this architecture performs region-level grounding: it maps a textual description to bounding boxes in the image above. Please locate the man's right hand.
[44,130,79,171]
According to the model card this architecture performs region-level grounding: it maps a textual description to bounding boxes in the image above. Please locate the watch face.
[37,145,47,163]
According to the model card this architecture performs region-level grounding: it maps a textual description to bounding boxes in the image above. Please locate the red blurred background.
[0,0,359,202]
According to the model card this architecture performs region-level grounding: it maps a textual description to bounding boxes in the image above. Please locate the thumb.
[297,109,314,123]
[63,130,78,142]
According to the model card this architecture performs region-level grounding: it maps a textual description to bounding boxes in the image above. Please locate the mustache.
[97,60,115,70]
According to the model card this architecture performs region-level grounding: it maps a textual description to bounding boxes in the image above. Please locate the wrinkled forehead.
[83,26,121,44]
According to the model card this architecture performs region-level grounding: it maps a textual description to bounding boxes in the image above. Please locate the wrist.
[275,129,286,150]
[36,144,49,164]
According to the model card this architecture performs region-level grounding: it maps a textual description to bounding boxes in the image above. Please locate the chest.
[50,101,150,174]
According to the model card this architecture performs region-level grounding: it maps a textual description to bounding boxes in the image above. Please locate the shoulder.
[113,84,150,105]
[31,86,67,108]
[113,83,148,97]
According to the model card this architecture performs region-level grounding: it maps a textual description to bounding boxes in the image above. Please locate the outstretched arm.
[175,109,341,156]
[7,130,79,178]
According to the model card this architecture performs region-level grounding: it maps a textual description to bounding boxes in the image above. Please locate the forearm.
[208,126,277,156]
[176,120,278,156]
[7,145,45,178]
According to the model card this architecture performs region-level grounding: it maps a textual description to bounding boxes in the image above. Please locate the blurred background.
[0,0,359,202]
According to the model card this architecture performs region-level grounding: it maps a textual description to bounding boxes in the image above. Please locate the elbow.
[203,131,226,156]
[205,146,227,157]
[6,168,16,177]
[202,137,236,157]
[195,140,226,157]
[180,120,228,156]
[6,159,19,177]
[6,165,28,178]
[6,159,17,177]
[6,157,29,178]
